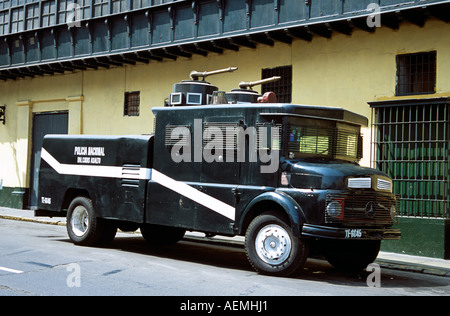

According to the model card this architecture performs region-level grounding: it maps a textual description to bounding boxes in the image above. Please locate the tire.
[98,221,118,245]
[245,212,309,277]
[141,224,186,246]
[323,239,381,272]
[66,196,116,246]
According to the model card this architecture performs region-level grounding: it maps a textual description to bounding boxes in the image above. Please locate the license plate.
[345,229,362,239]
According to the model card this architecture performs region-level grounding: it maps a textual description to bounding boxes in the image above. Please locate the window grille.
[124,91,140,116]
[396,51,436,96]
[287,125,362,160]
[261,65,292,103]
[371,99,450,218]
[257,122,282,151]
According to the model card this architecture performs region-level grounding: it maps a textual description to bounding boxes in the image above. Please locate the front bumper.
[302,224,401,240]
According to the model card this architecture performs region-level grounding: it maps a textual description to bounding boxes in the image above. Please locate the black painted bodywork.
[37,103,400,240]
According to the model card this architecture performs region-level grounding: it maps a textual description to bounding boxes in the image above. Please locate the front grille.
[326,192,397,226]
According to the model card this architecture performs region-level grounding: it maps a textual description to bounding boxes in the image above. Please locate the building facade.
[0,0,449,258]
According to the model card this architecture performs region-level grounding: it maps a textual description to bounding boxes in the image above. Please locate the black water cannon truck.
[36,68,400,276]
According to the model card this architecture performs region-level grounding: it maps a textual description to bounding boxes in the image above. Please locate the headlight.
[326,201,343,218]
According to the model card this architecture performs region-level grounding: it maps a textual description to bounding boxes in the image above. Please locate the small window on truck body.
[186,93,202,105]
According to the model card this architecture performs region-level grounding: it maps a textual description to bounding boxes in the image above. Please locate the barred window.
[396,51,436,96]
[124,91,140,116]
[371,99,450,218]
[261,65,292,103]
[287,125,361,160]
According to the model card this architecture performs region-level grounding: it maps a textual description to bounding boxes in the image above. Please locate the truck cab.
[36,68,400,276]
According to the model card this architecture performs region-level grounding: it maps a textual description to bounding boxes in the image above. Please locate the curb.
[0,214,66,226]
[374,258,450,277]
[1,212,449,278]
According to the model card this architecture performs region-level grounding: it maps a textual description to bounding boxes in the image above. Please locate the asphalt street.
[1,218,449,297]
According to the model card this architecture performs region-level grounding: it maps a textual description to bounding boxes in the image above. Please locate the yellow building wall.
[290,19,450,166]
[1,18,449,194]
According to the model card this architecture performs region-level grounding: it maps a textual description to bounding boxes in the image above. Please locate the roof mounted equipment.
[168,67,238,106]
[226,76,281,104]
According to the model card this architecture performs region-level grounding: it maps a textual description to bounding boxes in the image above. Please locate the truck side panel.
[38,134,153,223]
[146,180,237,235]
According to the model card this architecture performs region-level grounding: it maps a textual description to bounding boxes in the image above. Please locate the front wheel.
[245,212,309,277]
[323,239,381,272]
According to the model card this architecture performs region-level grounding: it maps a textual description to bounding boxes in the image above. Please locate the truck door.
[195,117,244,234]
[146,117,242,235]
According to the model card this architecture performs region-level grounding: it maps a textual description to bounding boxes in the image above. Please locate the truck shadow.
[90,234,448,290]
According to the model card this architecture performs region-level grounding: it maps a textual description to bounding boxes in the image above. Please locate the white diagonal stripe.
[41,148,235,220]
[150,169,235,221]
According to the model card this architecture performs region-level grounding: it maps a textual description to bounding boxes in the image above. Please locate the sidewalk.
[1,207,449,277]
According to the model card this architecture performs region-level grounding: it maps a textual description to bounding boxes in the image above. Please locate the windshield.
[287,125,362,161]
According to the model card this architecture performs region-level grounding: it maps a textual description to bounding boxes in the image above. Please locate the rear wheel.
[66,196,116,246]
[245,212,309,276]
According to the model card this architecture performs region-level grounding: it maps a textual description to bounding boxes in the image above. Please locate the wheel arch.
[238,191,307,237]
[62,188,91,211]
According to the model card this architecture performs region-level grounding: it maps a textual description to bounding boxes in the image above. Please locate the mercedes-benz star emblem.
[365,202,376,219]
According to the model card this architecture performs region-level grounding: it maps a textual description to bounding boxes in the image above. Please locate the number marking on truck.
[345,229,362,239]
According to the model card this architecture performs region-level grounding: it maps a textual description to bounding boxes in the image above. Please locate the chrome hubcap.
[255,224,292,265]
[71,206,89,237]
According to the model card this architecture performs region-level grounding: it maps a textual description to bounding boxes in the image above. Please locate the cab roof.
[152,103,368,127]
